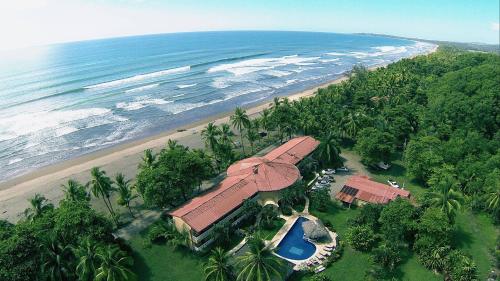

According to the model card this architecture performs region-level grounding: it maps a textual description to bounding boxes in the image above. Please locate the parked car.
[377,162,391,170]
[336,167,349,172]
[322,169,335,175]
[387,179,400,188]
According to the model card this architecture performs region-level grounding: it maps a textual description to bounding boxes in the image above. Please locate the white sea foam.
[326,52,349,56]
[177,83,197,89]
[207,55,320,76]
[8,158,23,165]
[172,94,185,98]
[286,79,298,84]
[264,70,293,77]
[116,98,172,111]
[54,126,78,137]
[85,66,190,90]
[0,108,114,140]
[320,58,340,63]
[125,83,160,93]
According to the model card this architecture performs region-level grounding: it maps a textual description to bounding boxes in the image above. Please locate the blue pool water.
[275,217,316,260]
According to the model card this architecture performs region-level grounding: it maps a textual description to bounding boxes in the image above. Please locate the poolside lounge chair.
[320,251,332,256]
[314,266,326,273]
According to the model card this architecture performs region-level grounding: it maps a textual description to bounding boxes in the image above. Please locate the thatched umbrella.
[302,219,329,241]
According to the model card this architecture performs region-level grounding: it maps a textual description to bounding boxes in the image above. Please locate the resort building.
[335,175,410,206]
[169,136,320,251]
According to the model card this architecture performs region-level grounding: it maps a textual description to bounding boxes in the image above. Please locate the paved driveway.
[328,150,370,198]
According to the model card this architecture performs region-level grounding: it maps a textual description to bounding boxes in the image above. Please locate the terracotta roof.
[264,136,320,164]
[170,136,319,233]
[335,175,410,204]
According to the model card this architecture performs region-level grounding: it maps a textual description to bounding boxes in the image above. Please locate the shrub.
[311,273,332,281]
[345,225,376,252]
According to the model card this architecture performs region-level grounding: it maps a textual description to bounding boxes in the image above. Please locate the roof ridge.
[265,136,309,161]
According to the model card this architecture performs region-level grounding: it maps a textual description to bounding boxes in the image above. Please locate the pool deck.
[268,199,338,269]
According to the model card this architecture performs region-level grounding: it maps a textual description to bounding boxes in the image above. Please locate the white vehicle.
[337,166,349,172]
[387,179,400,188]
[322,169,335,175]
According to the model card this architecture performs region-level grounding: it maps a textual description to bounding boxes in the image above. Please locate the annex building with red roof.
[169,136,320,251]
[335,175,410,206]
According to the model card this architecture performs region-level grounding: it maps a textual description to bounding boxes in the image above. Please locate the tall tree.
[139,149,156,170]
[428,175,463,221]
[74,238,101,281]
[259,108,273,140]
[115,173,138,218]
[204,247,233,281]
[315,132,342,167]
[95,245,136,281]
[23,193,53,221]
[40,236,75,281]
[89,167,117,224]
[230,107,250,154]
[236,237,283,281]
[62,179,89,202]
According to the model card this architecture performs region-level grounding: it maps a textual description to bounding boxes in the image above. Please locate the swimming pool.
[275,217,316,260]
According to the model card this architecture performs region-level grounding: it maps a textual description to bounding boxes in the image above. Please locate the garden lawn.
[260,218,286,240]
[290,203,441,281]
[453,211,498,280]
[129,233,205,281]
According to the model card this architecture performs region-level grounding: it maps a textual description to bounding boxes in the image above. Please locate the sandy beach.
[0,76,349,222]
[0,46,439,223]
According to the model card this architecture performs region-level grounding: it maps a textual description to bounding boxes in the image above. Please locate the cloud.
[492,22,500,31]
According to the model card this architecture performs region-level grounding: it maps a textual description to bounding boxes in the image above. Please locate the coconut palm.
[484,170,500,213]
[95,245,136,281]
[230,107,250,154]
[139,149,156,170]
[167,139,180,150]
[168,230,191,250]
[343,112,360,139]
[202,122,221,155]
[246,129,259,154]
[236,237,283,281]
[219,123,235,146]
[24,193,53,221]
[74,238,101,281]
[62,179,90,202]
[259,108,272,139]
[315,132,341,167]
[428,176,463,220]
[89,167,118,224]
[204,247,233,281]
[115,173,138,217]
[41,236,74,281]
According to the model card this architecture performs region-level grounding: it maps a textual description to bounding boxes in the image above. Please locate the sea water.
[0,31,435,180]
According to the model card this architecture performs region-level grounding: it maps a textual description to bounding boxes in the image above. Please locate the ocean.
[0,31,435,181]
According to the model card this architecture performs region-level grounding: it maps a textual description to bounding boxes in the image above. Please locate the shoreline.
[0,47,438,222]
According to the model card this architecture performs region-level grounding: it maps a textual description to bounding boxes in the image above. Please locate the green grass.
[289,203,442,281]
[260,218,286,240]
[129,234,205,281]
[453,211,498,279]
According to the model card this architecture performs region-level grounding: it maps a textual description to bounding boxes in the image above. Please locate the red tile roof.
[335,175,410,204]
[264,136,320,164]
[170,136,319,233]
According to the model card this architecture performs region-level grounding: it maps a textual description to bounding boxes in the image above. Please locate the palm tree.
[259,108,272,140]
[115,173,138,217]
[89,167,118,224]
[230,107,250,155]
[220,123,235,147]
[95,245,136,281]
[62,179,89,202]
[74,238,101,281]
[204,247,233,281]
[202,122,221,155]
[167,139,180,150]
[343,112,360,139]
[315,132,341,167]
[41,236,74,281]
[429,176,463,221]
[24,193,53,221]
[485,185,500,213]
[236,237,283,281]
[246,129,259,154]
[168,230,191,250]
[139,149,156,170]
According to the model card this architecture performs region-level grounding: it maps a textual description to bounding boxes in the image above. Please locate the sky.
[0,0,498,50]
